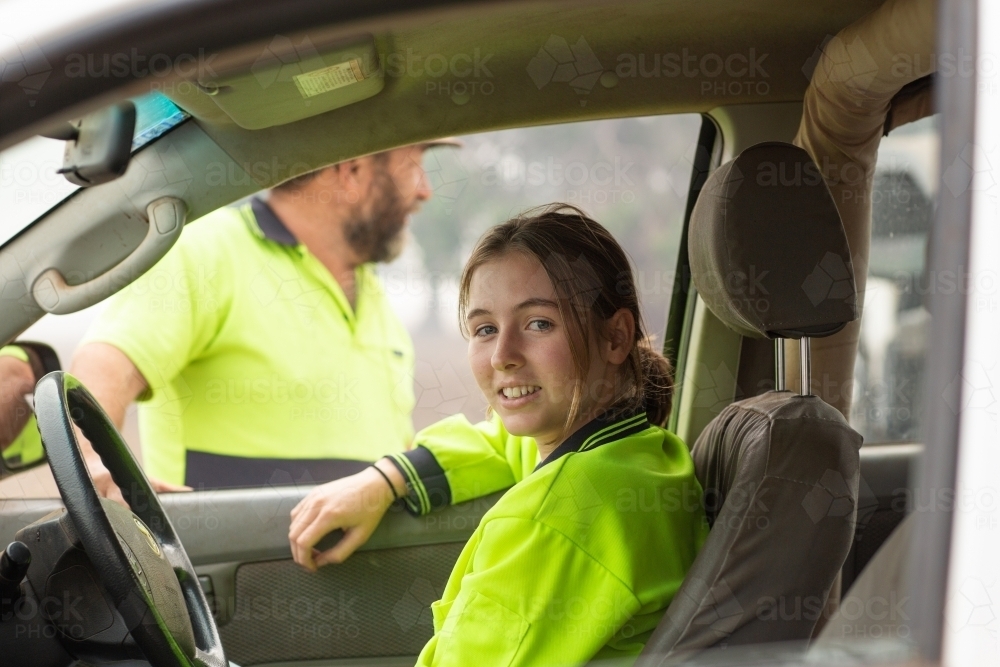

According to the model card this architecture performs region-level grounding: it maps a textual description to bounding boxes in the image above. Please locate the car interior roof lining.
[3,0,886,155]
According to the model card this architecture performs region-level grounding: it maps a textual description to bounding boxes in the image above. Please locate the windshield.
[0,91,189,247]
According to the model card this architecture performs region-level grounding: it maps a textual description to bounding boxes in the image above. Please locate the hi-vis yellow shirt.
[388,410,708,666]
[0,345,43,468]
[84,199,415,485]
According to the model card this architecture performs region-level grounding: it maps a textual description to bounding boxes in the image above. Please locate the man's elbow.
[70,342,149,422]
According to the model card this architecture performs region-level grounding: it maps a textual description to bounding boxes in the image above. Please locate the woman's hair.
[458,203,674,429]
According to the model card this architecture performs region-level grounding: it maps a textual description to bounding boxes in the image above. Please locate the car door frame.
[927,0,1000,664]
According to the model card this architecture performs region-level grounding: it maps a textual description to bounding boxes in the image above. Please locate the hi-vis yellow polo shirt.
[0,345,43,468]
[387,410,708,665]
[83,198,415,487]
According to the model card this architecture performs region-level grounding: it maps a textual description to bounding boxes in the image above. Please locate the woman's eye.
[528,319,552,332]
[475,325,498,337]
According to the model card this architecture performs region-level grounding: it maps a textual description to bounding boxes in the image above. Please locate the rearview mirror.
[41,101,136,186]
[0,342,61,477]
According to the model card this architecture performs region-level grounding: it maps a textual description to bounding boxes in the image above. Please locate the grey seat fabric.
[640,393,862,663]
[637,142,863,665]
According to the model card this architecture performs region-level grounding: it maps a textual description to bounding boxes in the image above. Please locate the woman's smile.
[497,383,542,408]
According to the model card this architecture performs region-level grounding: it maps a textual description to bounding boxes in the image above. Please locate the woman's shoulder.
[483,426,699,526]
[473,429,704,586]
[566,424,696,479]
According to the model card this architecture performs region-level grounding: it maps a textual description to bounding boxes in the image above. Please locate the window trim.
[665,114,719,433]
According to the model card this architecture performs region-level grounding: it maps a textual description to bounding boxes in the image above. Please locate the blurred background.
[852,115,938,444]
[0,112,702,495]
[0,109,939,497]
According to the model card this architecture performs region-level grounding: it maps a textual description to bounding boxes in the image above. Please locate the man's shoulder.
[166,203,266,267]
[179,204,252,245]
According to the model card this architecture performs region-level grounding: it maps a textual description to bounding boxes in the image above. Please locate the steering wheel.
[34,372,227,667]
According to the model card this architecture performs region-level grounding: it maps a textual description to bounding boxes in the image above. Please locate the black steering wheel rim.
[34,371,226,667]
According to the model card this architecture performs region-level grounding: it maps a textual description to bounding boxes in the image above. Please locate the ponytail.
[636,340,674,427]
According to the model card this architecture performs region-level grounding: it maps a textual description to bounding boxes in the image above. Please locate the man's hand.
[289,459,405,572]
[83,443,191,506]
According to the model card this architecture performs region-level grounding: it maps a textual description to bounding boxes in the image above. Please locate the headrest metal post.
[774,339,786,392]
[799,337,811,396]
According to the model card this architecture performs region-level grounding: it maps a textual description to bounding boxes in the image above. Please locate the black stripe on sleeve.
[386,446,452,516]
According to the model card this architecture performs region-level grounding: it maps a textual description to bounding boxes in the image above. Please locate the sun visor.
[196,35,384,130]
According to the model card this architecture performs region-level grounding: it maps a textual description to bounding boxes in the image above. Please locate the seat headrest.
[689,142,858,339]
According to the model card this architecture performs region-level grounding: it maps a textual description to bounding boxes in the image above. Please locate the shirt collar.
[534,408,651,471]
[250,197,299,247]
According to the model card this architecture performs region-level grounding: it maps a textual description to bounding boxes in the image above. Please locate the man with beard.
[70,142,454,501]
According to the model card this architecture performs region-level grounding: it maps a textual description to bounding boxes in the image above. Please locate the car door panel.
[0,487,502,666]
[216,542,465,665]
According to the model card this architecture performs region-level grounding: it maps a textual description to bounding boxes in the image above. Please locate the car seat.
[637,142,864,665]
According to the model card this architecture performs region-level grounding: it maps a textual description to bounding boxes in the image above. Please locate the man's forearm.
[68,342,191,498]
[69,342,148,434]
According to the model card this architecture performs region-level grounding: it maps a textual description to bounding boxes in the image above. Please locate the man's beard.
[343,166,410,263]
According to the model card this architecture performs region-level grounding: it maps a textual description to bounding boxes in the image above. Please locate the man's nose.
[491,329,523,371]
[415,167,433,202]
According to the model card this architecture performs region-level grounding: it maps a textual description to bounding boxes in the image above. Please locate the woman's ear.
[605,309,635,365]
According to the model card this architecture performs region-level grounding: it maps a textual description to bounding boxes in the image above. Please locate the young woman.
[289,204,708,665]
